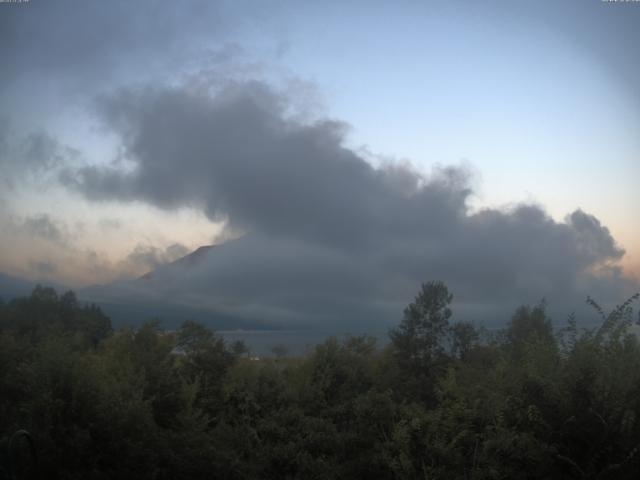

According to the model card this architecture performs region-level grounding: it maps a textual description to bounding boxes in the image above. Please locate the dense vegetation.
[1,283,640,479]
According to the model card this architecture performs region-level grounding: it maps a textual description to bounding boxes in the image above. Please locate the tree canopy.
[1,283,639,479]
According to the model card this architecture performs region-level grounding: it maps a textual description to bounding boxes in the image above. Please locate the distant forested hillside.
[1,283,639,479]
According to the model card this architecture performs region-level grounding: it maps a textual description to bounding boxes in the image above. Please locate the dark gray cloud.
[63,82,471,249]
[0,1,229,92]
[566,210,624,264]
[0,125,78,190]
[0,0,290,113]
[20,132,70,171]
[0,117,8,156]
[22,214,69,245]
[62,80,637,328]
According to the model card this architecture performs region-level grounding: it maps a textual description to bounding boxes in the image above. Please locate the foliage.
[1,284,639,479]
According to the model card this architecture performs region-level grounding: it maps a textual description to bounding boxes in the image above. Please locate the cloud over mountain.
[58,78,636,327]
[22,214,69,245]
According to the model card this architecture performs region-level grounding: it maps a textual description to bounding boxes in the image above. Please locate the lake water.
[218,328,391,357]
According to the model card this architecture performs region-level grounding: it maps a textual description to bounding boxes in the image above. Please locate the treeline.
[1,283,640,479]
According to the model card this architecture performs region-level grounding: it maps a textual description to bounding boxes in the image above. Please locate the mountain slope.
[0,272,34,300]
[79,243,277,330]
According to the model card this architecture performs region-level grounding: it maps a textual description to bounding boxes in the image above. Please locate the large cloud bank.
[62,80,634,328]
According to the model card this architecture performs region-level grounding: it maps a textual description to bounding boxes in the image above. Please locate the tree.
[389,281,453,402]
[450,321,479,360]
[390,281,453,369]
[176,320,235,417]
[506,302,555,359]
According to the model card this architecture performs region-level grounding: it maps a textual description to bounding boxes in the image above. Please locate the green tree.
[390,281,453,367]
[506,302,555,360]
[176,320,236,417]
[389,281,453,402]
[450,320,479,360]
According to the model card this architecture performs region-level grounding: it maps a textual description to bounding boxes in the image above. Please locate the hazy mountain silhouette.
[0,245,275,330]
[138,245,215,282]
[0,271,35,301]
[79,243,276,330]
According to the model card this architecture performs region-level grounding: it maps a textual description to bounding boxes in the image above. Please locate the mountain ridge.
[139,244,216,281]
[78,241,278,330]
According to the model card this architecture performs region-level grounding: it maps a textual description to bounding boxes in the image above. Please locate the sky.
[0,0,638,327]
